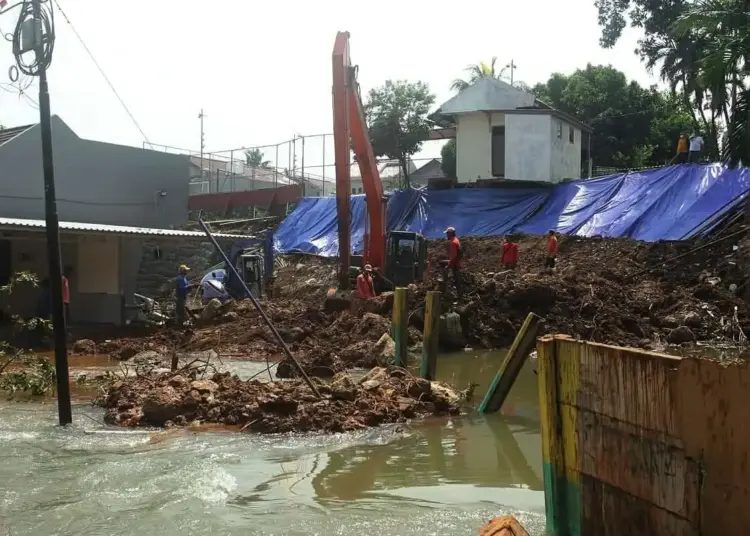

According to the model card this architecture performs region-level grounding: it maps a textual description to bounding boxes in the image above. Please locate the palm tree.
[450,57,509,92]
[245,148,271,168]
[675,0,750,165]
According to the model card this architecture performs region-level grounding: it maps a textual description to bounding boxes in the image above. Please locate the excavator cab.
[239,253,264,297]
[385,231,427,286]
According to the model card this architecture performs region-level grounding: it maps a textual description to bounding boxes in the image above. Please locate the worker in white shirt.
[688,131,704,163]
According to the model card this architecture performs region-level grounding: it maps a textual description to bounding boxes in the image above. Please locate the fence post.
[420,291,440,380]
[392,287,408,367]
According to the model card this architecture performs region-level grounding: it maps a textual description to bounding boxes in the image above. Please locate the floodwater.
[0,351,545,535]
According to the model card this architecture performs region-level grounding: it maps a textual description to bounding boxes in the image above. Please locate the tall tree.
[450,57,509,92]
[675,0,750,165]
[533,64,693,168]
[245,148,271,168]
[364,80,436,188]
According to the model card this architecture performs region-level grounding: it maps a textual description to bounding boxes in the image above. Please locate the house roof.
[430,77,593,133]
[437,77,537,115]
[410,159,445,182]
[0,217,252,239]
[0,123,35,146]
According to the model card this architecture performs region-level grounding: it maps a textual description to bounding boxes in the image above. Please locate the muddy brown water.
[0,351,545,535]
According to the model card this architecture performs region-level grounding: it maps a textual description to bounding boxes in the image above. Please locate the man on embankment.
[545,230,558,272]
[445,226,463,297]
[356,264,376,299]
[175,265,191,327]
[500,236,519,269]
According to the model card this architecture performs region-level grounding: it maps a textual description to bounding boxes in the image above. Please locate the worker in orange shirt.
[673,133,689,164]
[500,236,519,269]
[545,230,558,272]
[445,227,463,297]
[356,264,376,299]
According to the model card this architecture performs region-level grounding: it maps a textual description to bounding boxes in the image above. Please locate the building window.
[358,187,363,194]
[556,122,562,139]
[569,126,574,143]
[351,188,356,194]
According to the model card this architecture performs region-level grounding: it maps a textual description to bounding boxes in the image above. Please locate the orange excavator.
[325,31,427,310]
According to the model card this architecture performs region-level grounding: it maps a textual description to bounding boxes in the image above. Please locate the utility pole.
[29,0,71,425]
[198,109,206,187]
[506,59,517,86]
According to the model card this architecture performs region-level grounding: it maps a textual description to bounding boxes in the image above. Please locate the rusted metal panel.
[581,475,699,536]
[557,339,680,437]
[577,409,699,521]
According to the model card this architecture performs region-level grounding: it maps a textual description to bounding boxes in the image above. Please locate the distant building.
[431,78,593,183]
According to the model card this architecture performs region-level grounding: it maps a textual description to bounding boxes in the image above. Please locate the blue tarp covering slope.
[274,164,750,255]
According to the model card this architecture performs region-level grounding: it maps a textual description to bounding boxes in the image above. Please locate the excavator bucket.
[324,287,353,312]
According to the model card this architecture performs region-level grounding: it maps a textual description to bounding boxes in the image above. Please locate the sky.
[0,0,657,178]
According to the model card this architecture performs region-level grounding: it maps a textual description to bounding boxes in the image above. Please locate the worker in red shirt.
[500,236,519,269]
[545,230,558,271]
[445,227,462,297]
[356,264,376,299]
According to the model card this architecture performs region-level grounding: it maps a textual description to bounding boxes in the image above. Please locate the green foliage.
[593,0,746,162]
[245,148,271,168]
[532,64,694,167]
[0,271,56,396]
[365,80,436,188]
[451,57,509,92]
[440,139,457,179]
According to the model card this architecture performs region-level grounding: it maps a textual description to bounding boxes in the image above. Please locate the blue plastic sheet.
[274,164,750,256]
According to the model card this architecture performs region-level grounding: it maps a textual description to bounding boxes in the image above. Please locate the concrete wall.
[537,335,750,535]
[456,112,493,182]
[0,117,189,229]
[549,118,582,182]
[505,114,552,182]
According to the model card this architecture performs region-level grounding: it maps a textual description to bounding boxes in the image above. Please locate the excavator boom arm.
[331,31,386,290]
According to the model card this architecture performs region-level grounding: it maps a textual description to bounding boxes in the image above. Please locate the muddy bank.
[76,233,750,378]
[99,366,465,434]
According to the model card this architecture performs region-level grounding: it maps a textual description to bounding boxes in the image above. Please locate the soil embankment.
[77,233,750,387]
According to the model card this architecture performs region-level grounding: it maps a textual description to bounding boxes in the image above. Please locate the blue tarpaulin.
[274,164,750,255]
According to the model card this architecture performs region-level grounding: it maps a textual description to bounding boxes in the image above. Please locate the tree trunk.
[400,157,410,189]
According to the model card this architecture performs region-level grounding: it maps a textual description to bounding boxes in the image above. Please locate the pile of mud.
[423,234,749,349]
[100,366,464,433]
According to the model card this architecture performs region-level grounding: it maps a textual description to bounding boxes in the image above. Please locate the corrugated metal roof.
[0,217,252,239]
[0,124,35,146]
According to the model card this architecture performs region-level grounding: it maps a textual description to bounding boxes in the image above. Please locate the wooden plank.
[420,291,441,380]
[391,287,408,367]
[478,313,540,413]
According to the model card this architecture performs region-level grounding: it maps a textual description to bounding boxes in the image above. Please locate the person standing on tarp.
[545,230,558,272]
[674,134,689,164]
[500,236,519,270]
[445,226,463,297]
[175,264,191,327]
[689,131,704,163]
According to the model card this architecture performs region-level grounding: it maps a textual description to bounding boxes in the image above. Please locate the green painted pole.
[420,291,441,380]
[392,287,408,367]
[478,312,541,414]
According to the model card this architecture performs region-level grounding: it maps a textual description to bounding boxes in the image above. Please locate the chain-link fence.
[146,134,442,197]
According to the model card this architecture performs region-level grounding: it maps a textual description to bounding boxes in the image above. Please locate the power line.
[51,0,150,143]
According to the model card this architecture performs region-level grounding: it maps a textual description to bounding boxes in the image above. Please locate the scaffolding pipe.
[196,214,322,398]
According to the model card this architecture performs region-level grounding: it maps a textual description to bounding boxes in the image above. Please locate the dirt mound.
[425,235,749,349]
[99,366,464,433]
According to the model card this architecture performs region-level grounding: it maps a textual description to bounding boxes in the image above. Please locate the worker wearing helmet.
[445,227,463,297]
[545,230,558,272]
[356,264,376,299]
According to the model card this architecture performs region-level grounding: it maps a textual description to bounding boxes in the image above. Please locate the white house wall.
[505,114,552,182]
[456,112,506,182]
[549,117,582,181]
